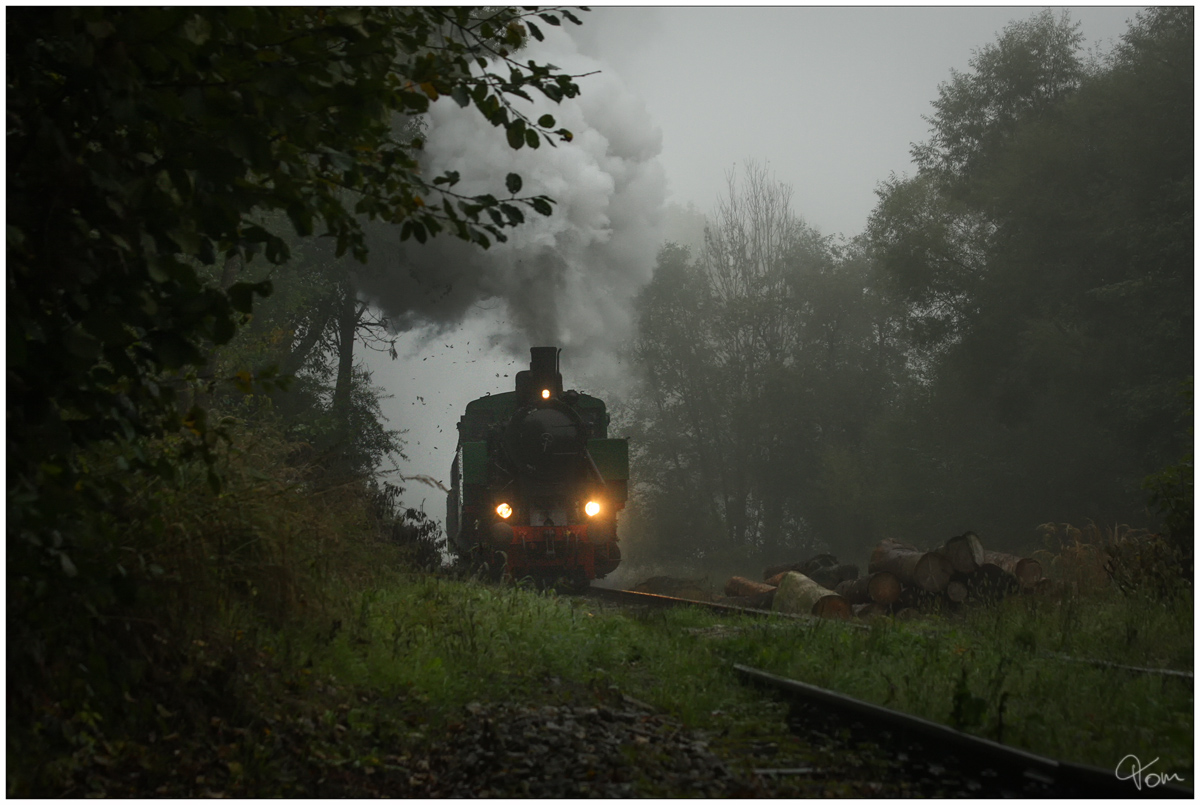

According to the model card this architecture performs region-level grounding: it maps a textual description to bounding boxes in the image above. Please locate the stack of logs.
[723,532,1044,620]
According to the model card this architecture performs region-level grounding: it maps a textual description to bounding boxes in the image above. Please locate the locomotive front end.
[448,347,626,585]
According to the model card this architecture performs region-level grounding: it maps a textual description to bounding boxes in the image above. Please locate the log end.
[813,594,851,620]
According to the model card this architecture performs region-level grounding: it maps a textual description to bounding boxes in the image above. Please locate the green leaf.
[64,324,102,360]
[150,332,203,370]
[182,14,212,45]
[57,550,78,578]
[505,173,523,195]
[499,203,525,225]
[530,197,553,216]
[211,313,236,345]
[227,283,255,314]
[524,129,540,149]
[506,119,526,150]
[537,114,556,128]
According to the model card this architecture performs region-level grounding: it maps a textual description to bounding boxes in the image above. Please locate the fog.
[359,6,1149,550]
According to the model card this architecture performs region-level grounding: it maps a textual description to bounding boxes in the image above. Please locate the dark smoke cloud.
[356,24,666,378]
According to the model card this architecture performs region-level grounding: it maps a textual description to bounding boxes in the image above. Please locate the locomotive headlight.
[496,502,513,519]
[584,500,601,517]
[541,388,551,399]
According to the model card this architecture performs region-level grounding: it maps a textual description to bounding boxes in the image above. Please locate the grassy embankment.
[9,420,1192,795]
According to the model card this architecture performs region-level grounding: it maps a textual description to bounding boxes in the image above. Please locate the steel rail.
[586,586,868,629]
[734,663,1193,798]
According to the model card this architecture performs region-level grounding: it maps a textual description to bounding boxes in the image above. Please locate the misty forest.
[7,7,1192,797]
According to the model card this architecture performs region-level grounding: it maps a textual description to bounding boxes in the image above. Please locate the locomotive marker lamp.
[585,500,601,517]
[541,388,551,399]
[496,502,513,519]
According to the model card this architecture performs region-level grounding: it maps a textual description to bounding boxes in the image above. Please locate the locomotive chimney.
[516,346,563,402]
[529,346,559,376]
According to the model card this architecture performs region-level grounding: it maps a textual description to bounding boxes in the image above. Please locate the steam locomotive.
[447,347,626,585]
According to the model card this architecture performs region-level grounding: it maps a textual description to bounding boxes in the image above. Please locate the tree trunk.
[834,571,902,606]
[982,550,1042,588]
[939,532,985,574]
[773,572,850,619]
[868,538,953,593]
[332,285,357,421]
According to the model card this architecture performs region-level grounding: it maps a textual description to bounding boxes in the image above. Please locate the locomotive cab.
[447,347,627,584]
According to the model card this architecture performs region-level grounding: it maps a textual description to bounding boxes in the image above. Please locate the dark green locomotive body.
[447,347,626,583]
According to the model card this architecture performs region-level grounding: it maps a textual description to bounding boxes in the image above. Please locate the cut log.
[723,592,775,609]
[1028,578,1060,597]
[939,532,985,574]
[982,550,1043,588]
[808,568,840,589]
[835,563,860,582]
[852,602,889,619]
[965,563,1021,602]
[801,554,840,576]
[808,562,859,590]
[725,576,777,599]
[868,538,954,593]
[764,571,788,587]
[834,571,902,606]
[762,561,805,581]
[773,572,850,620]
[945,579,969,603]
[895,585,942,612]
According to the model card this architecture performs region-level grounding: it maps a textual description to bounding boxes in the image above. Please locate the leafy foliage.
[862,7,1193,538]
[7,7,590,792]
[8,4,586,563]
[627,10,1192,564]
[627,164,902,564]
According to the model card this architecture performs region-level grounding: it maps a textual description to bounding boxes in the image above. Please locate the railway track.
[585,584,1192,798]
[584,584,868,628]
[737,663,1192,798]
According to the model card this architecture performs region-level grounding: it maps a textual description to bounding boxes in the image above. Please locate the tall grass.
[11,418,1191,795]
[302,577,764,726]
[7,417,429,795]
[710,590,1192,769]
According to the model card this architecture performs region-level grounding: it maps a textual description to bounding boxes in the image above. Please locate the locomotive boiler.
[447,347,626,585]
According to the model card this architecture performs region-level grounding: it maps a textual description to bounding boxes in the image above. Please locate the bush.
[7,417,435,795]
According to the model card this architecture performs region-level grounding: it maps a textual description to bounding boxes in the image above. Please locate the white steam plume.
[357,24,666,380]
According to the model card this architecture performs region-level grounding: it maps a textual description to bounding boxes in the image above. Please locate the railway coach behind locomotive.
[447,347,627,585]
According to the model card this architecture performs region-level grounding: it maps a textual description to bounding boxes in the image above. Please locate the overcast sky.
[578,5,1141,237]
[365,6,1145,515]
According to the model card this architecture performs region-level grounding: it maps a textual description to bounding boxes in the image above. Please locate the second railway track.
[583,584,1192,798]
